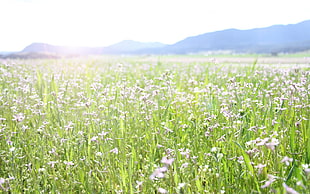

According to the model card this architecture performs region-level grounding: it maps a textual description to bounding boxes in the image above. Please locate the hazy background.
[1,0,310,51]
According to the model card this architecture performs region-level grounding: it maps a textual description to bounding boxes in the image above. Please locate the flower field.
[0,57,309,193]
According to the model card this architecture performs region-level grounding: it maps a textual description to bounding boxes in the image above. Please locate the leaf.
[234,142,254,175]
[234,142,261,192]
[285,161,295,182]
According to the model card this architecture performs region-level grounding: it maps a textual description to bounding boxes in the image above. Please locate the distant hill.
[1,19,310,58]
[1,51,60,59]
[102,40,166,54]
[16,40,166,57]
[151,20,310,54]
[0,51,15,55]
[21,43,103,55]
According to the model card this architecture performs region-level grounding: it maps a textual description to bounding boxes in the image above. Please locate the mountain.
[155,20,310,54]
[17,40,166,57]
[102,40,166,54]
[2,19,310,58]
[0,51,15,55]
[21,43,103,55]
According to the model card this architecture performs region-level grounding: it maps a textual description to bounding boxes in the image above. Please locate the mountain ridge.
[156,20,310,54]
[2,19,310,58]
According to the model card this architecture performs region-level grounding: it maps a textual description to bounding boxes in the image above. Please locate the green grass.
[0,57,309,193]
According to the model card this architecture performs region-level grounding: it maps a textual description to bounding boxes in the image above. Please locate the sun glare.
[0,0,310,51]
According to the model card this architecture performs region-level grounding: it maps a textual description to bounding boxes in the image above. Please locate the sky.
[0,0,310,51]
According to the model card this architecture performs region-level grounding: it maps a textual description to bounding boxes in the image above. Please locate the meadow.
[0,56,309,193]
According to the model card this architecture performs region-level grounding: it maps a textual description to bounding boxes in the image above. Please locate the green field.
[0,56,309,193]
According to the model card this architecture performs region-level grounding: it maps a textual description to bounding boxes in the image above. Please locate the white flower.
[255,163,266,174]
[64,121,74,130]
[255,163,266,169]
[180,162,189,169]
[302,164,310,175]
[38,168,45,172]
[177,183,186,189]
[98,131,109,136]
[261,174,277,188]
[47,161,58,168]
[135,181,143,189]
[158,187,168,193]
[305,168,310,175]
[261,180,272,189]
[301,164,309,169]
[110,148,119,154]
[179,149,191,158]
[0,178,5,185]
[150,167,167,180]
[281,156,293,166]
[256,138,269,146]
[0,177,7,191]
[157,144,164,148]
[265,138,279,150]
[13,113,25,122]
[64,161,74,166]
[48,148,56,155]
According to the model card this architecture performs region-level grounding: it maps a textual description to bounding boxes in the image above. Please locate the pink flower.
[283,183,299,194]
[281,156,293,166]
[90,136,98,142]
[12,113,25,122]
[265,138,279,150]
[110,148,119,154]
[161,156,174,166]
[150,167,167,180]
[261,174,277,188]
[255,163,266,174]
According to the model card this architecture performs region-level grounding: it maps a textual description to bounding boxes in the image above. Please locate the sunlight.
[0,0,309,51]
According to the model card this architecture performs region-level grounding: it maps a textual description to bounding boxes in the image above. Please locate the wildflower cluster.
[0,57,309,193]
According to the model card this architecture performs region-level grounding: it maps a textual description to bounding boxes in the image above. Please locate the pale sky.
[0,0,310,51]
